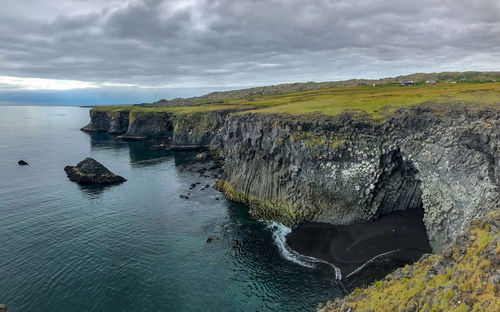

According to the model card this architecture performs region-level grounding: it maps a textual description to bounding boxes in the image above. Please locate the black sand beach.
[286,208,432,288]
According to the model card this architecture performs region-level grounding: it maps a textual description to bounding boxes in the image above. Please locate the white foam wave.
[345,249,401,279]
[268,222,342,280]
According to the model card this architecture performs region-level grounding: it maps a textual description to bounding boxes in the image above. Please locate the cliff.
[82,103,499,253]
[318,208,500,312]
[82,79,500,309]
[82,81,500,253]
[216,104,499,252]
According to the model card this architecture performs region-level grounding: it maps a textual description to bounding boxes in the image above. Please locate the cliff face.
[216,105,499,252]
[82,104,500,252]
[81,110,130,134]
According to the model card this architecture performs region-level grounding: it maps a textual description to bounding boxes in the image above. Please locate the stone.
[18,160,28,166]
[196,152,208,160]
[64,158,126,185]
[0,304,9,312]
[180,194,189,200]
[206,237,215,243]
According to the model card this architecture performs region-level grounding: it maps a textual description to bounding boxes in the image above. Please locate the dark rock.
[180,194,189,200]
[0,304,9,312]
[189,183,196,189]
[18,160,29,166]
[206,237,215,243]
[64,158,126,185]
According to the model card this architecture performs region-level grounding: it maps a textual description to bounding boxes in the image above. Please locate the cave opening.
[371,148,424,219]
[285,148,432,289]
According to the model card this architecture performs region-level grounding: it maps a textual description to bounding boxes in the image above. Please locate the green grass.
[94,82,500,119]
[240,82,500,118]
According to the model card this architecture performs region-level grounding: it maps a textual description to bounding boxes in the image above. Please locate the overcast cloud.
[1,0,500,103]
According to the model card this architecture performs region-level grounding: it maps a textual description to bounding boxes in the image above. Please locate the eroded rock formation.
[64,158,126,185]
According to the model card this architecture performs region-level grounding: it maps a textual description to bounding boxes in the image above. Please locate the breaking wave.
[268,222,342,280]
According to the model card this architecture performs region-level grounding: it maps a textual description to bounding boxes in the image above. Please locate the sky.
[1,0,499,105]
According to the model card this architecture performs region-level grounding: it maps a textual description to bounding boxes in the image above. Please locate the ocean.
[0,106,342,312]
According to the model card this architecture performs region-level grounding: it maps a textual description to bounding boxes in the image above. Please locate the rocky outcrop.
[0,304,9,312]
[64,158,126,185]
[318,208,500,312]
[18,160,29,166]
[81,108,232,148]
[81,109,130,134]
[119,111,173,139]
[82,103,500,252]
[170,110,232,149]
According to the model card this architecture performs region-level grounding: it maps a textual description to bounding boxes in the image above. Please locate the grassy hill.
[96,80,500,122]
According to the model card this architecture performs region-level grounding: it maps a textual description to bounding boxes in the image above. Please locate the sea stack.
[64,157,126,185]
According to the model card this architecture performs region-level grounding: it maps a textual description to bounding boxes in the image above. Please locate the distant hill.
[140,71,500,108]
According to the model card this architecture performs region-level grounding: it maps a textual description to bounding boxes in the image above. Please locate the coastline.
[285,208,432,289]
[78,80,500,311]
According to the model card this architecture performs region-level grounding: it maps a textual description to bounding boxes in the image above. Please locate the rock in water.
[18,160,29,166]
[0,304,9,312]
[64,158,126,185]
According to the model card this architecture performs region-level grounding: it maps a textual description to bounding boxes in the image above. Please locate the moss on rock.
[214,180,307,226]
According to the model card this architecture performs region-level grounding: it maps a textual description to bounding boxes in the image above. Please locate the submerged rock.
[18,160,29,166]
[206,237,216,243]
[64,158,126,185]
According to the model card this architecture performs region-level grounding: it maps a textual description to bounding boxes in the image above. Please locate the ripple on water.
[0,106,342,312]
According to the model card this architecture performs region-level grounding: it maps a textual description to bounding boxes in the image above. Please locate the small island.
[64,158,126,185]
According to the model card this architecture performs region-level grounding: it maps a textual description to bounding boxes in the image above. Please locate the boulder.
[18,160,29,166]
[0,304,9,312]
[64,158,126,185]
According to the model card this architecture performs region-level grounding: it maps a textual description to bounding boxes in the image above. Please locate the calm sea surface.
[0,106,342,312]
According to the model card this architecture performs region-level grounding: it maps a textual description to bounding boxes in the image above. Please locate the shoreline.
[285,208,432,288]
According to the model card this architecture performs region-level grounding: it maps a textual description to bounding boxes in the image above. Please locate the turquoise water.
[0,106,342,312]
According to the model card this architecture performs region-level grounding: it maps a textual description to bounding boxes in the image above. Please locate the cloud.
[0,76,98,90]
[0,0,499,93]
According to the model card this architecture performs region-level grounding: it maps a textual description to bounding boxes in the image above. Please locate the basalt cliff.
[82,103,499,253]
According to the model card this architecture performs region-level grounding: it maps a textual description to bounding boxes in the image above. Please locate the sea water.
[0,106,343,312]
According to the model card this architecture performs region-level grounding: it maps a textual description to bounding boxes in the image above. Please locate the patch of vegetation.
[214,180,306,225]
[300,131,345,151]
